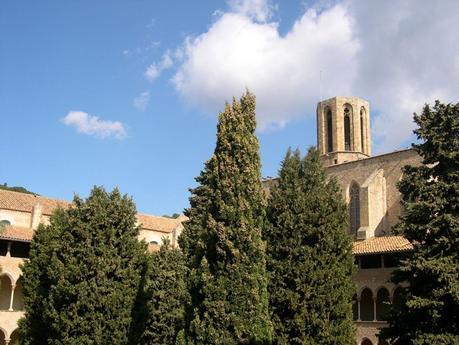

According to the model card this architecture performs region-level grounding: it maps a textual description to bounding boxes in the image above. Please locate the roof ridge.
[0,188,70,204]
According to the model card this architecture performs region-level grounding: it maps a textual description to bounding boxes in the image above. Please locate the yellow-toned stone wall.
[0,257,24,284]
[0,210,32,228]
[355,321,386,345]
[326,149,422,236]
[138,229,173,246]
[0,311,23,341]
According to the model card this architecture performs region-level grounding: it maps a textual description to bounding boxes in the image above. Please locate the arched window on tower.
[360,107,365,153]
[326,109,333,152]
[344,105,352,151]
[349,182,360,234]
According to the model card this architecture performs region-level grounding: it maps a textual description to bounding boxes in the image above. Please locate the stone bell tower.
[317,96,371,167]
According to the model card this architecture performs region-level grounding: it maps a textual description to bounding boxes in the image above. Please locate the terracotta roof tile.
[136,214,186,233]
[0,189,69,215]
[352,235,413,255]
[0,189,187,233]
[0,225,33,242]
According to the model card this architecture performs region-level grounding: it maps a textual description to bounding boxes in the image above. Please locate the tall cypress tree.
[179,91,272,344]
[140,238,188,345]
[381,101,459,345]
[19,187,146,345]
[265,148,355,345]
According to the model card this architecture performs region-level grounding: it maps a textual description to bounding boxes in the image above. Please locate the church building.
[263,96,422,344]
[315,96,420,344]
[0,96,421,345]
[0,190,185,344]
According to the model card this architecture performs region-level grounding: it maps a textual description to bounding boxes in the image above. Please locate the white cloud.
[133,91,151,111]
[173,4,357,131]
[168,0,459,152]
[145,52,174,82]
[349,0,459,152]
[62,111,126,139]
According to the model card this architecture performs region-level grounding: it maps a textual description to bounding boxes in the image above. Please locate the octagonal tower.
[317,96,371,167]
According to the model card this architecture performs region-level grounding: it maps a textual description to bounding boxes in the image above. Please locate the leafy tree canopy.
[265,148,355,345]
[139,238,188,345]
[179,90,272,344]
[19,186,146,345]
[382,101,459,345]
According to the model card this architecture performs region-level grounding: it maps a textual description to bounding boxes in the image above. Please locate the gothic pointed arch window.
[349,182,360,234]
[360,107,366,153]
[344,105,352,151]
[326,108,333,152]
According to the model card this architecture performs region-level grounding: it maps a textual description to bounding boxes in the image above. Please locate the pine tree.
[265,148,355,345]
[381,101,459,345]
[140,238,188,345]
[19,187,146,345]
[179,91,272,344]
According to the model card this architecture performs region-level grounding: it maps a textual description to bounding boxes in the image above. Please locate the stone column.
[9,284,15,311]
[6,241,11,257]
[357,298,361,321]
[373,296,377,321]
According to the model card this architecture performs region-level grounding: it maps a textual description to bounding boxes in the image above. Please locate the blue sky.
[2,0,458,216]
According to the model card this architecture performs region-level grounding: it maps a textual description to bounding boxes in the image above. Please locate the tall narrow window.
[360,107,365,153]
[349,182,360,234]
[344,106,351,151]
[326,109,333,152]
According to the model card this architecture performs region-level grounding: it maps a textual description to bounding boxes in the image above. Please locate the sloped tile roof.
[0,225,34,242]
[0,189,69,215]
[0,189,186,234]
[353,235,413,255]
[136,214,185,233]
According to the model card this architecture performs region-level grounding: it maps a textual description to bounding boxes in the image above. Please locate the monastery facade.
[0,190,185,344]
[317,96,421,344]
[263,96,422,344]
[0,96,422,344]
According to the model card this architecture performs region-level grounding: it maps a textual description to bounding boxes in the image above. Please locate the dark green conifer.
[381,101,459,345]
[19,187,145,345]
[265,148,355,345]
[179,91,272,344]
[140,238,188,345]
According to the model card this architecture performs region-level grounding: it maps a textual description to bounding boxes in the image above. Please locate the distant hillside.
[0,183,36,195]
